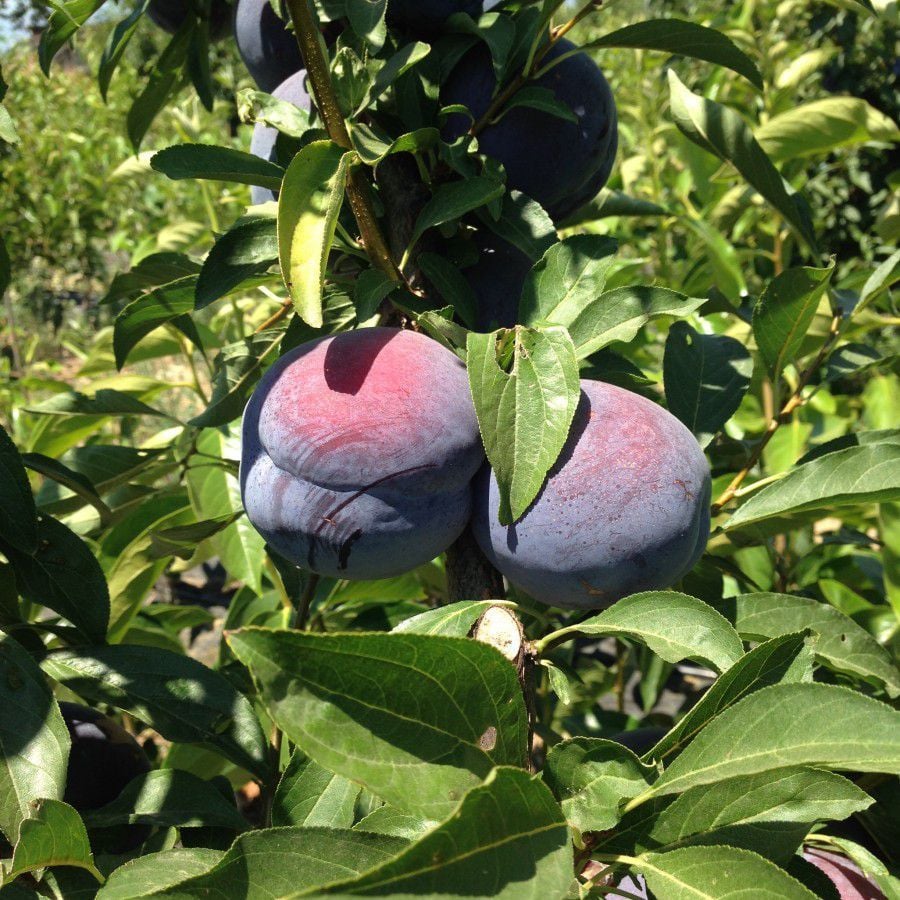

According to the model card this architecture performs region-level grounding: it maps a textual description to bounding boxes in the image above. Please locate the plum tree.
[60,703,151,851]
[463,231,532,330]
[442,38,617,222]
[241,328,484,579]
[248,69,311,205]
[235,0,304,93]
[387,0,483,33]
[802,847,885,900]
[473,380,710,609]
[147,0,232,40]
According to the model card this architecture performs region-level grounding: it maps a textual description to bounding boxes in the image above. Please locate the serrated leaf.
[0,424,38,554]
[466,326,580,524]
[278,140,352,328]
[723,593,900,698]
[354,805,437,840]
[585,19,762,89]
[227,630,528,819]
[151,144,284,189]
[272,751,360,829]
[392,600,501,637]
[725,443,900,530]
[310,768,572,900]
[41,645,271,781]
[0,633,69,843]
[753,263,834,380]
[38,0,107,74]
[664,322,753,447]
[667,70,817,251]
[642,683,900,801]
[96,849,223,899]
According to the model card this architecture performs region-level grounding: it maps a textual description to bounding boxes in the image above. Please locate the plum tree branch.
[282,0,400,284]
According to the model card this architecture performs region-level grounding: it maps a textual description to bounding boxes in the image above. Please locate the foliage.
[0,0,898,897]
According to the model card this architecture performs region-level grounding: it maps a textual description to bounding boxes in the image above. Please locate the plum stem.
[282,0,400,285]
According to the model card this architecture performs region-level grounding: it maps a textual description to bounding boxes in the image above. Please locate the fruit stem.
[282,0,400,284]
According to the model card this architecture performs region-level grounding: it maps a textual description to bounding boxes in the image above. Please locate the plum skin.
[464,231,533,330]
[387,0,483,32]
[442,38,618,223]
[147,0,232,39]
[235,0,304,93]
[473,380,710,610]
[241,328,484,580]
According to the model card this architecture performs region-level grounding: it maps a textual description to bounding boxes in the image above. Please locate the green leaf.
[639,845,817,899]
[227,629,528,818]
[0,424,38,554]
[151,144,284,189]
[41,644,271,781]
[0,633,69,843]
[466,326,580,524]
[649,634,812,763]
[752,263,835,380]
[667,71,817,251]
[148,828,408,898]
[585,19,762,89]
[4,515,110,642]
[664,322,753,447]
[278,140,352,328]
[2,799,102,887]
[823,343,888,383]
[98,0,149,100]
[310,768,573,900]
[643,683,900,800]
[22,453,112,525]
[0,105,18,145]
[195,215,278,309]
[237,88,310,138]
[756,97,899,163]
[272,751,361,829]
[38,0,107,74]
[361,41,431,111]
[102,252,201,305]
[352,268,397,322]
[82,769,246,830]
[353,806,437,840]
[723,593,900,698]
[478,191,557,262]
[96,849,224,899]
[554,592,744,673]
[498,86,578,123]
[543,738,655,832]
[725,442,900,531]
[392,600,502,637]
[27,389,173,420]
[350,125,440,167]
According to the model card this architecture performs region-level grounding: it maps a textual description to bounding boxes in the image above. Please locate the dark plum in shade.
[442,38,617,223]
[473,380,710,610]
[248,69,311,205]
[235,0,303,93]
[464,231,533,330]
[387,0,483,33]
[240,328,485,580]
[147,0,232,39]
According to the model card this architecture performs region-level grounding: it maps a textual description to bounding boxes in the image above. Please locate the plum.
[464,231,532,330]
[235,0,304,93]
[248,69,311,205]
[60,703,151,852]
[472,380,710,609]
[387,0,483,33]
[442,38,617,223]
[802,847,886,900]
[241,328,484,579]
[148,0,232,40]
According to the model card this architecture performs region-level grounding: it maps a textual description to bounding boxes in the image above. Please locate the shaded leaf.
[272,751,360,829]
[151,144,284,189]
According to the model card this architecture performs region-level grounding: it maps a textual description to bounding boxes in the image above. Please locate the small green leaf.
[99,0,149,100]
[392,601,502,637]
[272,751,360,829]
[467,326,580,524]
[22,453,112,525]
[278,140,352,328]
[361,41,431,111]
[497,86,578,123]
[38,0,106,74]
[0,424,38,554]
[96,849,223,899]
[151,144,284,189]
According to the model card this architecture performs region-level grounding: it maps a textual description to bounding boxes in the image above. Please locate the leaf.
[41,645,271,781]
[667,71,817,251]
[408,176,506,256]
[151,144,284,189]
[352,268,397,322]
[478,191,557,262]
[752,263,835,380]
[4,515,109,642]
[0,424,38,554]
[392,600,502,637]
[98,0,149,100]
[557,592,744,673]
[664,322,753,447]
[102,252,201,305]
[2,799,102,887]
[272,751,361,829]
[587,18,762,88]
[466,326,580,524]
[195,215,278,309]
[643,683,900,800]
[22,453,111,525]
[0,633,69,843]
[361,40,431,110]
[639,845,817,899]
[310,768,573,900]
[499,86,578,123]
[543,738,655,833]
[823,343,888,383]
[27,389,172,420]
[756,97,899,163]
[82,769,247,831]
[723,593,900,698]
[278,141,352,328]
[725,443,900,531]
[148,828,408,898]
[38,0,106,74]
[0,105,18,145]
[96,849,224,899]
[227,629,528,819]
